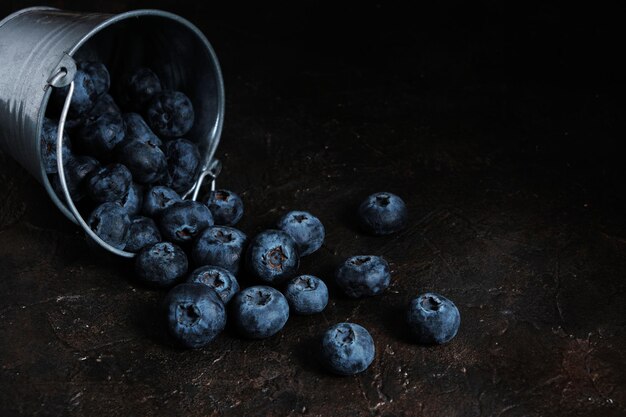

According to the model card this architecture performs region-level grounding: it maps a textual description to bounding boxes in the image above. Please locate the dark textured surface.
[1,2,626,416]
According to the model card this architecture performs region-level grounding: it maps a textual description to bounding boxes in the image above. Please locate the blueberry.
[86,163,132,203]
[77,111,125,156]
[78,61,110,97]
[230,286,289,339]
[192,226,248,275]
[119,182,143,215]
[406,293,460,345]
[123,113,162,146]
[246,230,300,285]
[52,67,98,117]
[145,91,195,138]
[89,93,120,117]
[116,137,167,184]
[320,323,375,376]
[142,185,181,217]
[122,68,162,110]
[87,202,131,250]
[283,275,328,315]
[162,139,201,194]
[204,189,244,226]
[125,215,161,252]
[335,256,391,298]
[159,200,213,244]
[163,283,226,348]
[41,117,72,174]
[187,265,240,304]
[52,155,100,201]
[277,210,325,256]
[135,242,188,287]
[358,192,408,235]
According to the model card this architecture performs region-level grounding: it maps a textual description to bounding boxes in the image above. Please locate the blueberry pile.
[44,61,461,376]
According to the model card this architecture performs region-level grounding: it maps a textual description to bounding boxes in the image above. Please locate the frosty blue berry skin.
[230,286,289,339]
[88,93,120,117]
[87,202,131,250]
[283,275,328,315]
[145,91,195,138]
[246,230,300,285]
[122,68,163,111]
[86,163,132,204]
[142,185,181,217]
[163,283,226,348]
[125,215,161,252]
[116,136,167,184]
[204,189,244,227]
[277,210,325,256]
[357,192,408,235]
[135,242,188,288]
[187,265,240,304]
[78,111,126,157]
[122,113,162,146]
[162,138,201,194]
[320,323,375,376]
[78,61,111,98]
[119,183,143,216]
[192,226,248,276]
[335,255,391,298]
[41,117,72,174]
[52,155,100,202]
[158,200,213,244]
[51,66,99,118]
[406,293,461,345]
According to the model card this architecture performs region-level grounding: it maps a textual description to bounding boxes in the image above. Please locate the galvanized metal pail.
[0,7,225,258]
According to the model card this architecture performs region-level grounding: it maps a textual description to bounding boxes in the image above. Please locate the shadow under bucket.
[0,7,225,258]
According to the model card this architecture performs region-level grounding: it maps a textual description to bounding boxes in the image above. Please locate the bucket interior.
[39,11,224,256]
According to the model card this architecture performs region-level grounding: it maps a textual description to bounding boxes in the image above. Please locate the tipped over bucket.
[0,7,225,258]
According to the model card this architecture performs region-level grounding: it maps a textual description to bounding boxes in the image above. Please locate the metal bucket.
[0,7,225,258]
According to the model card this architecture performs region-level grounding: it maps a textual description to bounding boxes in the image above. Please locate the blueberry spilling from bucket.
[43,58,459,372]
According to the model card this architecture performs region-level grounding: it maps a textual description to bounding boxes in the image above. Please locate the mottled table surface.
[1,2,625,417]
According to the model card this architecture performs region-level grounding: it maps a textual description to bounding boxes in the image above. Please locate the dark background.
[1,1,625,416]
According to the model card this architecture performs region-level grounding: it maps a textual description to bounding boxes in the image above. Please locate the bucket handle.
[49,63,221,258]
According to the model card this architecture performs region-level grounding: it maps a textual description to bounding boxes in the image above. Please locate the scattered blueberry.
[125,215,162,252]
[192,226,248,275]
[277,210,325,256]
[358,192,408,235]
[119,182,143,215]
[41,117,72,174]
[246,230,300,285]
[87,202,131,250]
[116,137,167,184]
[123,113,162,146]
[159,200,213,244]
[162,139,201,194]
[406,293,460,345]
[320,323,375,376]
[86,163,132,203]
[142,185,181,217]
[123,68,162,110]
[204,189,244,226]
[187,265,240,304]
[283,275,328,315]
[135,241,188,287]
[230,286,289,339]
[145,91,195,138]
[78,111,125,156]
[335,255,391,298]
[163,283,226,348]
[53,155,99,201]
